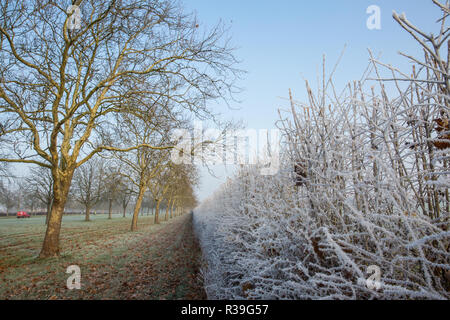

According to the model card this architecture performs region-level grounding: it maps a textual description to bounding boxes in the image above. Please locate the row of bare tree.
[0,0,239,257]
[70,155,199,227]
[0,158,197,223]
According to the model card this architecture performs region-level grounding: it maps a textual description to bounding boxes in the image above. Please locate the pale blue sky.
[187,0,444,201]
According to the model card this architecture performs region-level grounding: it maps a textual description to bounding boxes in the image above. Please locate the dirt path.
[107,213,206,300]
[1,213,206,300]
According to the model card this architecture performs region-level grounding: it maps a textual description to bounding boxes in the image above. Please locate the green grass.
[0,213,204,300]
[0,214,157,267]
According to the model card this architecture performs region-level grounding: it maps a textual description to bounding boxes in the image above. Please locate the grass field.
[0,213,206,300]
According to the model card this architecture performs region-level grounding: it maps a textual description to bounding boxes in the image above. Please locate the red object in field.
[17,211,31,218]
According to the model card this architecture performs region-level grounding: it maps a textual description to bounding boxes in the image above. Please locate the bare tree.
[0,179,16,216]
[148,163,174,224]
[26,167,53,222]
[103,165,124,219]
[0,0,240,257]
[163,164,198,220]
[72,158,104,221]
[118,188,133,218]
[0,120,9,178]
[112,107,177,230]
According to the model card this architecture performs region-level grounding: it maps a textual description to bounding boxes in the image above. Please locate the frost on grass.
[194,4,450,299]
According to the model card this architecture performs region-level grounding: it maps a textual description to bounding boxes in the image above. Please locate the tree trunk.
[174,200,178,217]
[108,199,113,219]
[170,199,174,219]
[131,186,146,231]
[154,199,161,224]
[45,202,51,225]
[39,175,72,258]
[123,205,127,218]
[165,202,169,221]
[85,205,91,221]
